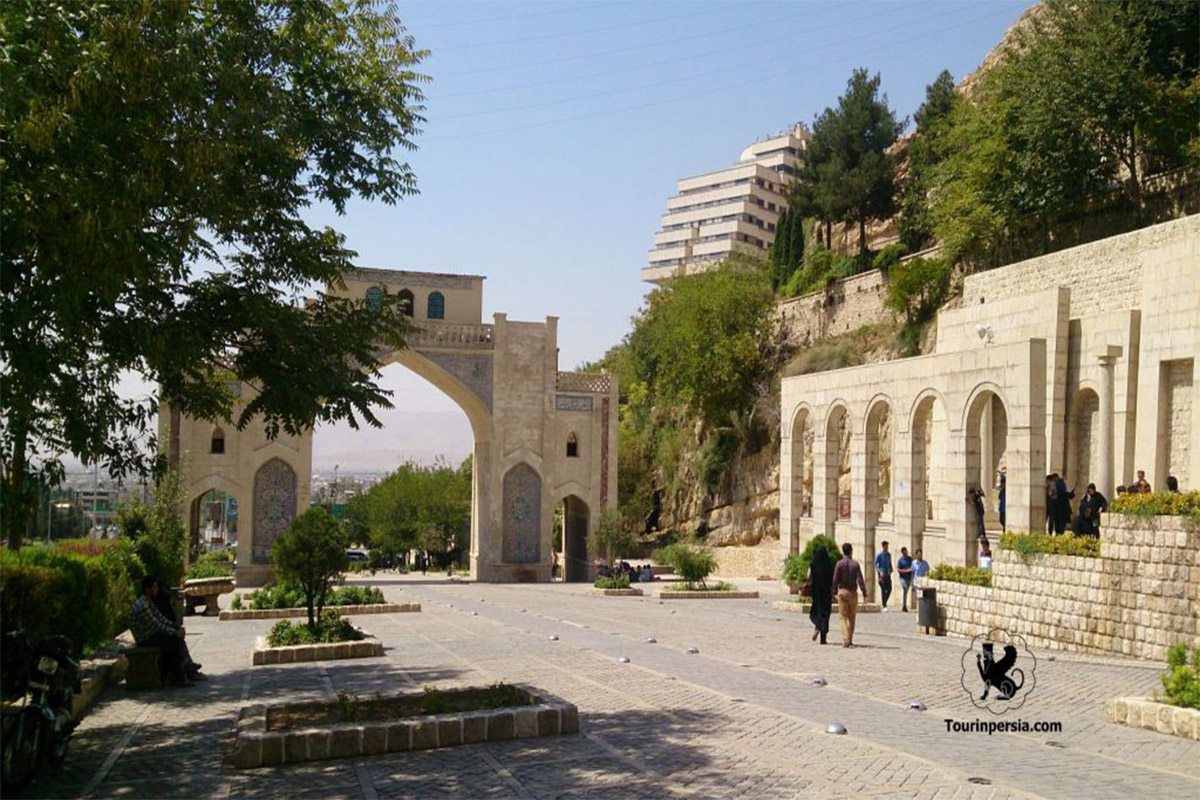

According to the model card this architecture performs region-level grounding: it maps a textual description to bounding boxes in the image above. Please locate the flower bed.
[220,601,419,621]
[928,564,993,586]
[588,588,644,597]
[231,582,385,611]
[252,612,382,665]
[658,583,758,600]
[234,684,579,767]
[997,532,1100,558]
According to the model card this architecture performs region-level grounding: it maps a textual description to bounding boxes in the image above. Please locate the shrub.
[231,594,243,610]
[1110,491,1200,523]
[928,564,992,587]
[871,242,908,273]
[1159,643,1200,710]
[998,532,1100,559]
[886,255,951,325]
[652,540,717,589]
[247,581,383,610]
[791,535,842,586]
[0,539,145,654]
[266,610,363,647]
[272,507,348,629]
[186,550,235,580]
[593,576,631,590]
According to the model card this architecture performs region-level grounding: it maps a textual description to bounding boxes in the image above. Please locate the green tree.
[771,206,792,290]
[1,1,429,548]
[625,259,774,432]
[928,0,1198,265]
[801,69,904,257]
[272,507,349,629]
[590,508,637,569]
[899,70,957,252]
[136,468,188,588]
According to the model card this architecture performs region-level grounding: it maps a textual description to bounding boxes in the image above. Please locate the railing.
[407,322,494,348]
[556,371,612,394]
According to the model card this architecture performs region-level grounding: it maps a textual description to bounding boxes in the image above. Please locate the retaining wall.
[923,514,1199,661]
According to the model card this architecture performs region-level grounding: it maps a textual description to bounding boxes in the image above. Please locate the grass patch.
[265,611,363,647]
[244,581,385,610]
[267,684,536,731]
[664,581,738,592]
[928,564,992,587]
[593,576,631,590]
[997,532,1100,559]
[782,323,901,378]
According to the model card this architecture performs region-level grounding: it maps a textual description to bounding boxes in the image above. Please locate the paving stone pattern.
[23,576,1199,799]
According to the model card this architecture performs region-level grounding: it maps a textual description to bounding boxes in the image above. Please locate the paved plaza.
[24,576,1200,799]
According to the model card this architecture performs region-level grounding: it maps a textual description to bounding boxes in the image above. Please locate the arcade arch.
[1067,387,1100,490]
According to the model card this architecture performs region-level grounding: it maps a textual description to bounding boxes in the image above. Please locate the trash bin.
[918,587,937,628]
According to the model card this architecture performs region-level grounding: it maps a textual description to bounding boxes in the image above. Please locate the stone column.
[1097,345,1123,498]
[850,429,874,600]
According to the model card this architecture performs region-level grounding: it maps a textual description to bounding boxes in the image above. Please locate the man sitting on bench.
[130,576,206,686]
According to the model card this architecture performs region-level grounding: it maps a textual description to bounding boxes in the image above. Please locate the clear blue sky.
[300,0,1029,469]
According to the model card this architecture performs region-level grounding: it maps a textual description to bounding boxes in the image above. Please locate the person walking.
[967,487,987,540]
[978,537,993,570]
[896,546,914,612]
[832,543,868,647]
[807,546,834,645]
[874,540,893,612]
[1045,475,1058,534]
[912,550,930,589]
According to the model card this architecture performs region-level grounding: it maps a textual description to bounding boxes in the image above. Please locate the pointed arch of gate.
[379,347,493,443]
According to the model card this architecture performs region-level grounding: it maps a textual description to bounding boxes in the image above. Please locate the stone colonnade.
[781,340,1048,600]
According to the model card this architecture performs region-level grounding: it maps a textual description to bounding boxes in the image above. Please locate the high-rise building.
[643,124,808,284]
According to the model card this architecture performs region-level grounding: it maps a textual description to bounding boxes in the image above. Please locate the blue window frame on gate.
[365,286,383,312]
[427,291,445,320]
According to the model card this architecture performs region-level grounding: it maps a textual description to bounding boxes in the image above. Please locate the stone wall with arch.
[782,215,1199,597]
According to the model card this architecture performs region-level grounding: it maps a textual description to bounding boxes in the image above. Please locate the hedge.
[997,532,1100,558]
[928,564,993,587]
[1110,491,1200,522]
[0,539,145,654]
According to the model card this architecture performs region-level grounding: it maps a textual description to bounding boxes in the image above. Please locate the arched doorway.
[911,392,949,552]
[965,388,1009,562]
[865,399,893,544]
[560,495,591,582]
[788,406,813,553]
[189,489,238,552]
[1067,388,1100,490]
[825,405,851,524]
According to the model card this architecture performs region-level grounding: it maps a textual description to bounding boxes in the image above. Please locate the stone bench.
[121,645,162,690]
[183,577,235,617]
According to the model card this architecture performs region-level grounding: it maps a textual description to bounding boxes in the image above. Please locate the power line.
[415,1,621,31]
[433,3,733,51]
[435,7,810,76]
[433,2,941,121]
[435,1,920,100]
[421,4,1017,143]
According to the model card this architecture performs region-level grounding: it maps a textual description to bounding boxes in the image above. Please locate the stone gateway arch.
[162,268,618,586]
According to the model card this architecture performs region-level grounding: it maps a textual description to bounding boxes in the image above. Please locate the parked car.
[346,550,368,563]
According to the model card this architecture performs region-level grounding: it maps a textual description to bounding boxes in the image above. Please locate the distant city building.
[643,124,808,284]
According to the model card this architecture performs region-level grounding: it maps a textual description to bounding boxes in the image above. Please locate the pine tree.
[772,206,791,290]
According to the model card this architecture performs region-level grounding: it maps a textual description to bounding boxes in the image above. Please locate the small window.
[427,291,445,320]
[566,432,579,458]
[365,286,383,312]
[397,289,414,317]
[211,428,225,454]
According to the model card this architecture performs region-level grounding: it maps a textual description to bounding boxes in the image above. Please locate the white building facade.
[643,124,808,284]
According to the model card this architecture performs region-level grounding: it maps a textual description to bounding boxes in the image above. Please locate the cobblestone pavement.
[21,575,1199,799]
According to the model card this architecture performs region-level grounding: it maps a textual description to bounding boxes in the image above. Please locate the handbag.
[800,579,813,597]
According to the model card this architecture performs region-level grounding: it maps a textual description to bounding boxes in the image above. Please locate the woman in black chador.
[808,547,834,645]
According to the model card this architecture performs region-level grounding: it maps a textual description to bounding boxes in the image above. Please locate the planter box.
[251,635,383,666]
[233,685,579,768]
[771,600,881,614]
[1106,696,1200,740]
[588,588,644,597]
[221,602,419,621]
[657,590,759,600]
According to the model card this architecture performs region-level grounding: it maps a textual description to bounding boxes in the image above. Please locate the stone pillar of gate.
[812,415,835,540]
[779,422,796,561]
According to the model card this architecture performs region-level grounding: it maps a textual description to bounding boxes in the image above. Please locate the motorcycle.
[1,632,80,791]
